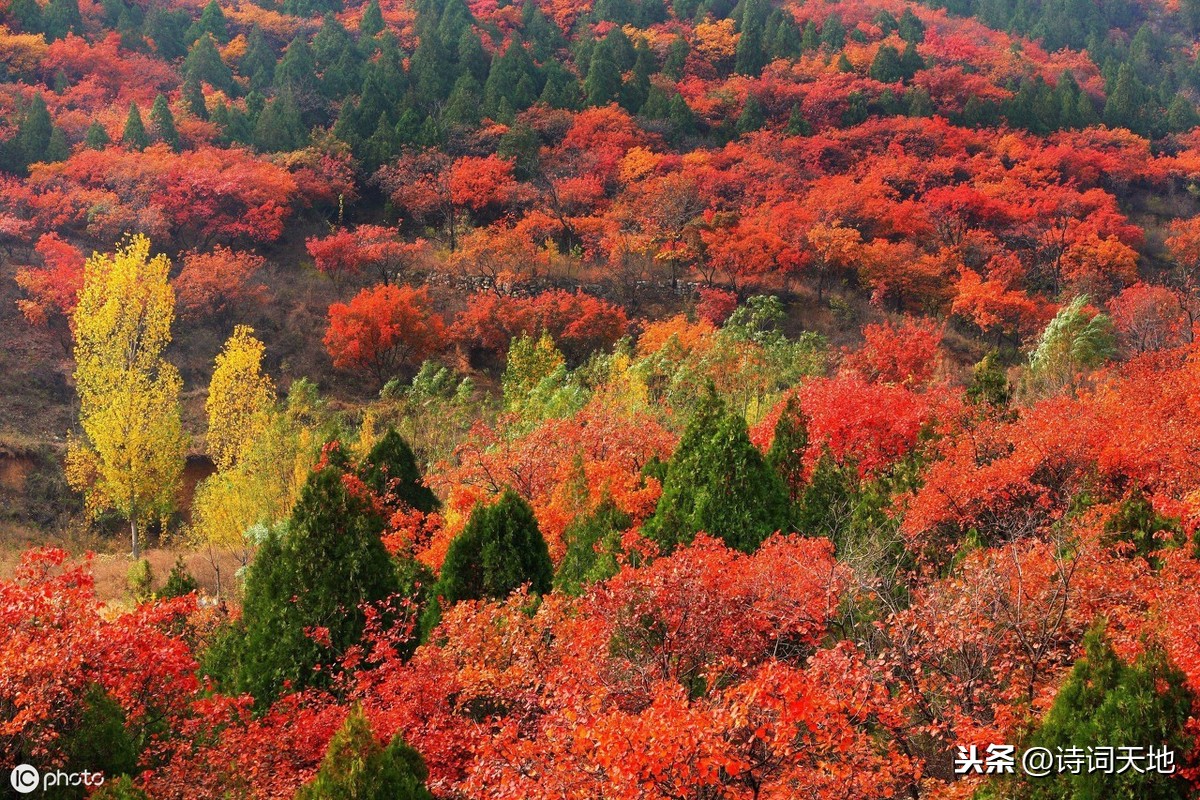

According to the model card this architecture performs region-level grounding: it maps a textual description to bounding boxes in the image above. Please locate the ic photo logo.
[9,764,105,794]
[10,764,39,794]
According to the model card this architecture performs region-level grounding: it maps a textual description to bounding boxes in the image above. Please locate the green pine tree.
[868,44,904,83]
[1104,63,1149,134]
[899,41,924,79]
[240,26,277,92]
[17,93,53,168]
[183,33,234,93]
[359,0,385,37]
[159,557,200,599]
[484,38,541,115]
[793,448,854,542]
[767,9,802,59]
[905,86,935,117]
[643,392,792,553]
[121,102,150,150]
[48,684,139,792]
[766,393,808,503]
[150,94,180,151]
[421,489,553,636]
[43,0,82,40]
[785,103,813,135]
[235,457,401,705]
[46,125,68,162]
[146,8,190,61]
[800,20,820,52]
[9,0,44,34]
[359,429,440,514]
[190,0,228,43]
[296,708,434,800]
[554,496,630,595]
[999,628,1192,800]
[821,14,846,51]
[313,14,362,99]
[275,35,319,99]
[584,46,622,106]
[663,36,689,79]
[1167,95,1200,133]
[734,0,769,75]
[898,7,925,42]
[668,92,700,139]
[252,91,307,152]
[736,94,766,134]
[540,62,584,110]
[182,79,208,120]
[84,120,111,149]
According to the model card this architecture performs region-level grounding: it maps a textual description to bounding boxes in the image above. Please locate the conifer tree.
[183,33,234,93]
[359,429,439,513]
[84,120,111,149]
[252,91,306,152]
[189,0,228,43]
[736,95,766,134]
[898,7,925,42]
[1104,63,1149,133]
[240,26,277,93]
[484,39,541,115]
[899,41,924,79]
[359,0,385,36]
[821,14,846,50]
[236,455,401,704]
[122,102,149,151]
[734,0,769,75]
[182,79,208,120]
[150,94,180,151]
[800,20,819,52]
[17,93,52,168]
[9,0,44,34]
[296,709,434,800]
[44,0,82,40]
[554,497,629,595]
[1167,95,1200,133]
[145,8,190,61]
[668,92,700,139]
[275,35,319,99]
[767,394,809,503]
[786,103,813,135]
[869,45,903,83]
[1010,628,1191,800]
[767,9,802,59]
[422,489,552,635]
[643,392,791,553]
[46,125,68,162]
[663,36,689,79]
[584,45,622,106]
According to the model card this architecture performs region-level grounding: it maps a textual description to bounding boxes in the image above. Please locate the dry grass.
[0,538,247,606]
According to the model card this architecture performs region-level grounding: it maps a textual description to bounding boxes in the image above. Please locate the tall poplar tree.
[67,236,186,559]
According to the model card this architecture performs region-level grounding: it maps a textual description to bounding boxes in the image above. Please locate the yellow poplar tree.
[191,377,324,583]
[67,235,186,559]
[206,325,275,471]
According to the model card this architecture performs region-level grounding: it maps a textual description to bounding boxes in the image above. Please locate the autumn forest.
[4,0,1200,796]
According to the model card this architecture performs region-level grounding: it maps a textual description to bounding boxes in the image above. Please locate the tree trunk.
[131,517,140,560]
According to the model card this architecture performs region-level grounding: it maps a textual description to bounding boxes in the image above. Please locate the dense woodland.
[7,0,1200,796]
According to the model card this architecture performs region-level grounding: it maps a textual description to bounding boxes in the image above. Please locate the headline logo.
[10,765,105,794]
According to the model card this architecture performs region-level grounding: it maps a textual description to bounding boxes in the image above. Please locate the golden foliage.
[67,235,186,556]
[205,324,275,471]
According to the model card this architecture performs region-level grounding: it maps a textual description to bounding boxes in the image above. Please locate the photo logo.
[10,765,39,794]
